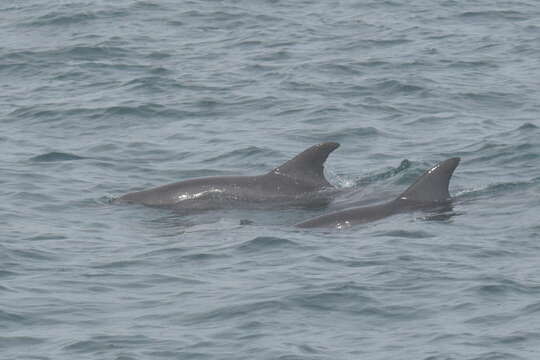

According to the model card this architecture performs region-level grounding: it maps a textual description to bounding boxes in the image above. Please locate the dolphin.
[296,157,460,228]
[116,142,340,211]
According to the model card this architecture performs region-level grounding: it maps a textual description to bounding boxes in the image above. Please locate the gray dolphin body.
[116,142,340,211]
[296,157,460,228]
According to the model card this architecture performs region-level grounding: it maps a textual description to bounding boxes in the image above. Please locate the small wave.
[136,246,188,258]
[521,301,540,315]
[252,49,292,62]
[290,288,420,318]
[237,236,300,252]
[22,7,128,27]
[467,351,525,360]
[374,79,425,95]
[291,290,374,312]
[194,97,224,108]
[497,331,540,345]
[12,191,54,203]
[132,1,163,10]
[103,103,173,117]
[306,105,346,117]
[455,91,523,108]
[1,45,132,70]
[0,63,32,74]
[92,260,146,269]
[0,270,18,278]
[10,103,185,123]
[0,336,45,348]
[447,60,498,69]
[123,75,181,92]
[178,9,246,22]
[456,180,538,200]
[146,51,172,59]
[25,233,68,242]
[459,10,528,21]
[202,146,273,163]
[63,45,132,60]
[0,285,13,293]
[320,62,363,76]
[296,126,392,143]
[179,253,228,262]
[30,11,97,26]
[469,248,518,259]
[184,299,288,324]
[353,59,390,68]
[12,248,57,261]
[284,80,326,94]
[63,335,152,353]
[461,142,539,167]
[374,229,435,239]
[225,39,263,49]
[148,274,204,285]
[464,313,516,326]
[468,278,540,296]
[30,152,85,162]
[406,112,458,126]
[0,309,26,325]
[315,255,385,267]
[344,38,411,50]
[517,122,539,131]
[367,38,411,47]
[327,126,381,139]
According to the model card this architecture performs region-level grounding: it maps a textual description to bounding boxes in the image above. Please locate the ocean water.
[2,0,540,359]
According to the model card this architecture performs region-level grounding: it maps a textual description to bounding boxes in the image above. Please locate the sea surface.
[2,0,540,359]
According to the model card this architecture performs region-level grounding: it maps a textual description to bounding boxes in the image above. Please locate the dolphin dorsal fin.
[269,142,340,188]
[398,157,460,203]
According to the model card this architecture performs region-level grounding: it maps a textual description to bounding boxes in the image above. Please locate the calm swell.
[1,0,540,359]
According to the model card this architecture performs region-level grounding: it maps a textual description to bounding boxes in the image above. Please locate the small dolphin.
[116,142,340,211]
[296,157,460,228]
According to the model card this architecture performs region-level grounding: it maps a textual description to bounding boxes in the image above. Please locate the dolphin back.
[296,157,461,229]
[116,142,341,209]
[398,157,460,203]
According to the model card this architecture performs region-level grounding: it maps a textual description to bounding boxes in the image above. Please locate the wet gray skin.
[116,142,340,212]
[296,158,460,228]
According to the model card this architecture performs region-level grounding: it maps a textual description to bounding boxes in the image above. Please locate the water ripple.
[3,0,540,359]
[236,236,302,252]
[30,152,86,162]
[0,336,46,348]
[63,335,153,353]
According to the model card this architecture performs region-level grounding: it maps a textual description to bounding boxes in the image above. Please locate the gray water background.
[2,0,540,359]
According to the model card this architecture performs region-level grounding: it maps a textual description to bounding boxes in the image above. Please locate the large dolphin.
[116,142,340,211]
[296,157,460,228]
